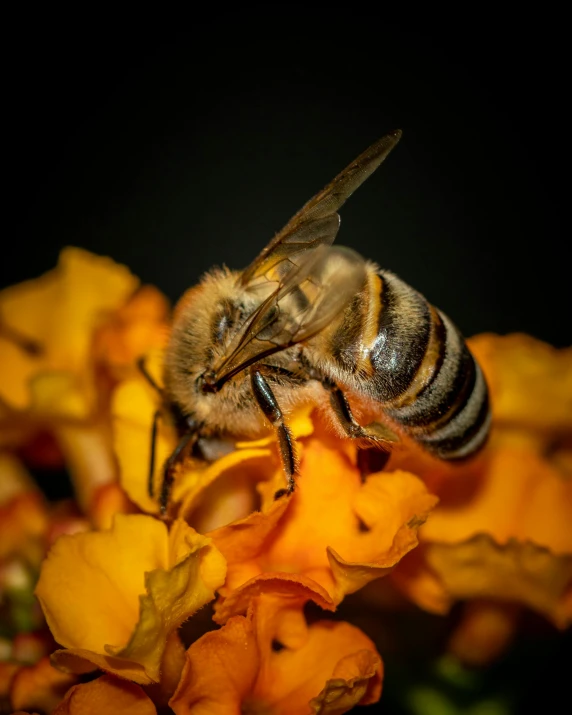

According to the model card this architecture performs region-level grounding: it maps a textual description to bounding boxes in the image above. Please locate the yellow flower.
[169,595,382,715]
[8,656,77,715]
[92,284,170,384]
[9,244,569,709]
[0,248,169,517]
[52,674,157,715]
[112,360,436,623]
[391,334,572,644]
[0,247,137,416]
[35,514,226,685]
[52,673,157,714]
[209,432,437,623]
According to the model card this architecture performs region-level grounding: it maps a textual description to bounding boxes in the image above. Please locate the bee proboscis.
[153,130,490,512]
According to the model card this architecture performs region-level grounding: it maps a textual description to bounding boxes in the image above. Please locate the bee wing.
[211,246,366,385]
[240,129,402,285]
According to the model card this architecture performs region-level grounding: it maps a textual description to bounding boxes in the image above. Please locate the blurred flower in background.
[0,249,570,714]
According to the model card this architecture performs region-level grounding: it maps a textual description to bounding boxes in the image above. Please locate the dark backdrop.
[4,17,569,347]
[2,14,570,713]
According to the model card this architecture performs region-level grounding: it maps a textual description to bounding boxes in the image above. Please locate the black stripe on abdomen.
[415,361,490,459]
[369,271,432,401]
[384,307,490,460]
[385,311,476,429]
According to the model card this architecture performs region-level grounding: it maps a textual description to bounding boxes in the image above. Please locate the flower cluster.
[0,249,570,713]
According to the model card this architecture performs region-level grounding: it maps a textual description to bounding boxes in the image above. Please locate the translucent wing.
[209,246,366,388]
[240,129,402,285]
[206,130,402,389]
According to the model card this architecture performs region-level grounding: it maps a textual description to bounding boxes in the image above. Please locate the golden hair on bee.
[152,130,490,513]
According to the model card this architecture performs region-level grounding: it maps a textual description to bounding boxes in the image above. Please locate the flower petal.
[170,596,382,715]
[0,485,48,562]
[54,422,119,515]
[36,515,226,684]
[0,247,138,412]
[52,674,156,715]
[392,334,572,629]
[211,437,436,619]
[468,333,572,435]
[426,534,572,629]
[447,601,521,667]
[93,285,170,381]
[214,574,335,625]
[9,656,77,715]
[420,444,572,554]
[112,375,175,514]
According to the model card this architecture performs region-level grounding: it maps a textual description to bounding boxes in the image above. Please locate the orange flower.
[111,353,314,517]
[446,600,522,667]
[470,332,572,436]
[9,656,77,715]
[170,594,382,715]
[0,453,48,564]
[111,351,180,515]
[0,248,170,518]
[0,247,137,417]
[112,356,436,621]
[392,334,572,635]
[53,674,157,715]
[52,675,157,715]
[206,426,436,622]
[35,514,226,684]
[93,284,170,383]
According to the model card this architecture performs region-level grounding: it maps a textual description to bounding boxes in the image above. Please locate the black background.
[2,14,570,713]
[4,16,570,347]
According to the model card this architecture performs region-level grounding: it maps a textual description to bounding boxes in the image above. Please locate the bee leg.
[137,356,164,396]
[250,368,297,499]
[148,408,161,498]
[322,376,398,445]
[159,429,196,516]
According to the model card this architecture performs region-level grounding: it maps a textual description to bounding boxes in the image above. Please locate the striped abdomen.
[329,269,490,460]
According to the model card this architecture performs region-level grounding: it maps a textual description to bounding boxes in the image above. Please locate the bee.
[155,130,490,511]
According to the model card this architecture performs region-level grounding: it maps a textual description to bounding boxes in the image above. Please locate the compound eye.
[212,299,239,343]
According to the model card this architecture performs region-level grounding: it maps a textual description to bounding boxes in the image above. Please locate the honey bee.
[155,130,490,511]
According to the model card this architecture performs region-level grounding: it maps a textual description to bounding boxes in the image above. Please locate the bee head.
[162,267,256,411]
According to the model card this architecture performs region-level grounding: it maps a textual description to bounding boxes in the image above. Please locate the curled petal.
[10,656,77,715]
[308,649,382,714]
[394,432,572,626]
[53,674,156,715]
[391,331,572,629]
[170,596,382,715]
[214,573,335,625]
[177,449,273,533]
[420,444,572,554]
[211,438,436,620]
[391,545,453,616]
[36,515,226,684]
[427,534,572,629]
[327,469,438,602]
[177,406,316,532]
